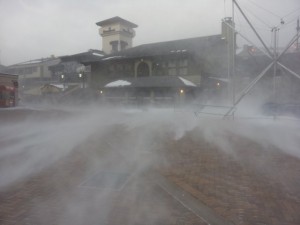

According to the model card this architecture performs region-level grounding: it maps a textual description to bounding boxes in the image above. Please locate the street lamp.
[79,72,85,88]
[61,74,65,90]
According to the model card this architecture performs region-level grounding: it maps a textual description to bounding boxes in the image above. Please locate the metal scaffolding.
[223,0,300,118]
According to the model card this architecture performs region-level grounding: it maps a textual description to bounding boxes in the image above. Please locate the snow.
[102,56,124,61]
[170,50,187,53]
[179,77,196,87]
[105,80,131,87]
[209,76,229,83]
[18,59,43,65]
[92,53,104,57]
[49,84,64,89]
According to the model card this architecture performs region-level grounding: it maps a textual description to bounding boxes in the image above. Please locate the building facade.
[83,33,229,105]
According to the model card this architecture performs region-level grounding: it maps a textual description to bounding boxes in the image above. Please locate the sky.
[0,0,299,66]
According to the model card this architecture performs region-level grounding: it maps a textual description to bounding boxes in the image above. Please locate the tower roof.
[96,16,138,28]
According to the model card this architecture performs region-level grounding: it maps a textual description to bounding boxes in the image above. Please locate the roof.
[91,34,225,63]
[96,16,138,28]
[59,49,105,63]
[42,84,64,89]
[10,57,59,66]
[104,76,197,88]
[0,72,19,77]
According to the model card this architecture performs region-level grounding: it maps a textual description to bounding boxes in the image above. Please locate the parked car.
[262,102,300,117]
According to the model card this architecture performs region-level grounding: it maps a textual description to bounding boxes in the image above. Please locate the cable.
[278,7,300,29]
[240,0,300,31]
[281,6,300,20]
[237,1,273,28]
[276,15,299,35]
[246,0,281,19]
[286,17,299,26]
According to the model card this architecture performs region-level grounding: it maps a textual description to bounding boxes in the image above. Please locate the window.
[179,68,188,75]
[168,60,176,67]
[168,68,177,76]
[110,41,118,53]
[179,59,188,67]
[166,58,189,76]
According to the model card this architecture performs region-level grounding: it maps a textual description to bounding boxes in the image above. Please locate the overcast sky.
[0,0,299,65]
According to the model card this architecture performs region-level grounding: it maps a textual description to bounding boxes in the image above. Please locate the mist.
[1,103,300,224]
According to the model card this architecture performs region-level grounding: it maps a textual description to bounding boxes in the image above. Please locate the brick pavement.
[0,121,207,225]
[1,109,300,225]
[159,130,300,225]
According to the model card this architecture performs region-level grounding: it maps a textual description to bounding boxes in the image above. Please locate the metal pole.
[221,1,300,118]
[224,62,274,117]
[233,0,273,58]
[278,62,300,80]
[297,18,299,51]
[232,0,236,105]
[272,27,278,98]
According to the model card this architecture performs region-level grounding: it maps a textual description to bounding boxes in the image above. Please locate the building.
[84,33,229,105]
[48,49,105,88]
[4,57,60,91]
[77,17,233,105]
[0,72,18,107]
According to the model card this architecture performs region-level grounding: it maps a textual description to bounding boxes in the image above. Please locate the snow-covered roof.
[92,53,104,57]
[102,56,124,61]
[208,76,229,83]
[170,50,187,53]
[105,80,132,87]
[49,84,64,89]
[178,77,196,86]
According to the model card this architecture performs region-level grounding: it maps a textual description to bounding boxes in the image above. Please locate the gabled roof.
[96,16,138,28]
[92,34,225,63]
[104,76,197,88]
